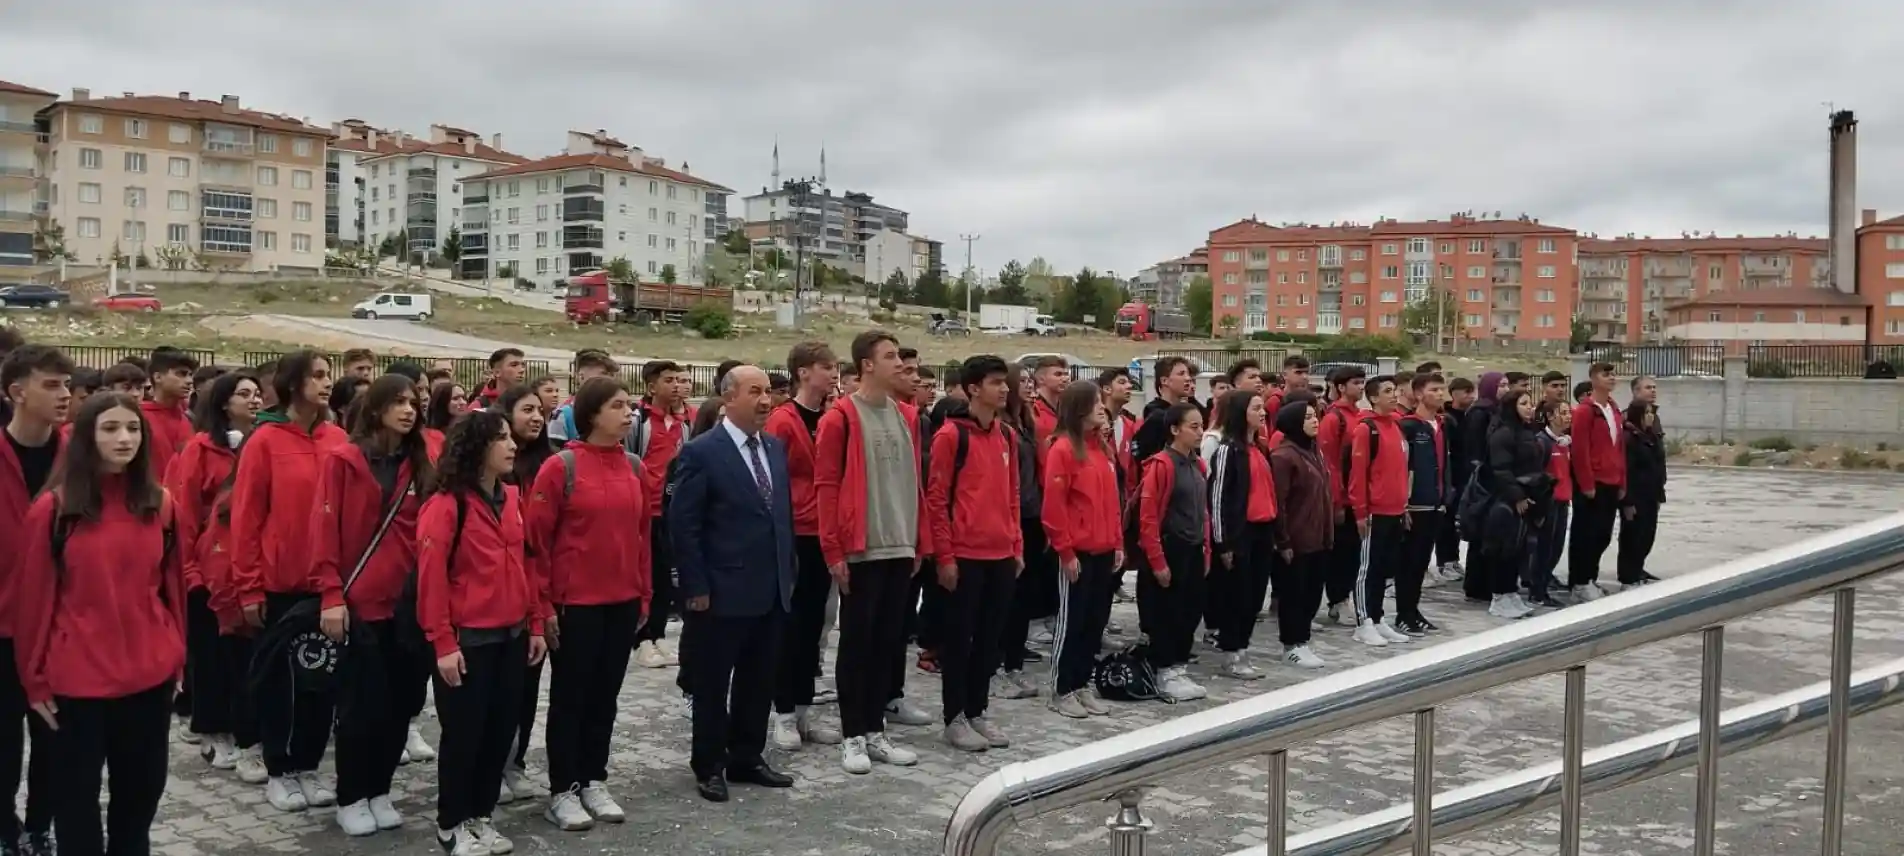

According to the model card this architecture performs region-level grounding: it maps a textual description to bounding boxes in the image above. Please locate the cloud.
[5,0,1899,276]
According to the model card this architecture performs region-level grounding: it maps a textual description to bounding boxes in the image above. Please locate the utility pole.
[959,233,980,318]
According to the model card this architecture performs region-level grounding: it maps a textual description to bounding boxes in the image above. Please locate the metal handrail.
[941,513,1904,856]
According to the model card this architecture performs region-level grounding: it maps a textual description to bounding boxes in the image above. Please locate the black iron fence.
[57,345,218,371]
[1577,344,1727,378]
[607,361,722,398]
[241,351,554,392]
[1152,346,1382,374]
[1745,344,1904,379]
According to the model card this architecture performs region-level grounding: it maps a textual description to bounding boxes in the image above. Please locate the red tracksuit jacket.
[1030,395,1060,450]
[1136,449,1212,574]
[764,401,821,536]
[229,414,350,607]
[1349,411,1409,519]
[1041,436,1123,563]
[14,483,185,703]
[813,395,934,568]
[163,432,236,594]
[926,416,1022,564]
[1316,399,1363,512]
[415,485,541,658]
[308,445,425,621]
[1570,398,1626,491]
[0,430,60,640]
[524,442,653,610]
[141,398,195,483]
[1547,434,1575,503]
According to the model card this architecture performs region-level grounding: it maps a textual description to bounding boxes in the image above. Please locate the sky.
[6,1,1902,279]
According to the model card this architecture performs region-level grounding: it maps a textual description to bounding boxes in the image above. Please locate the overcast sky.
[6,1,1900,278]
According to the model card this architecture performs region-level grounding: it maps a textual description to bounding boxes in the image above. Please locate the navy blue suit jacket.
[669,426,796,617]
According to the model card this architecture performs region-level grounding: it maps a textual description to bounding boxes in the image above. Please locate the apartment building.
[461,130,732,284]
[1577,235,1832,344]
[39,89,331,272]
[742,185,909,269]
[356,124,524,260]
[324,119,412,249]
[1133,249,1209,309]
[1205,214,1578,346]
[1855,210,1904,344]
[0,80,57,268]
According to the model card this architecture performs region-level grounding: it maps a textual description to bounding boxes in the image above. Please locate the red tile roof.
[1860,214,1904,231]
[467,153,732,192]
[1581,236,1827,254]
[1210,215,1572,246]
[0,80,56,98]
[1666,287,1866,309]
[359,139,526,165]
[50,94,328,136]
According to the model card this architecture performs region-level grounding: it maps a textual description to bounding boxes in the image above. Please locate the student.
[1268,399,1332,668]
[493,384,556,803]
[925,356,1021,751]
[814,330,932,775]
[548,351,618,444]
[1573,381,1592,404]
[1396,373,1450,632]
[913,366,938,409]
[1347,376,1412,647]
[1435,375,1474,582]
[16,392,184,856]
[68,367,103,413]
[228,351,348,812]
[1315,366,1366,625]
[528,376,561,417]
[423,380,465,457]
[1135,401,1209,703]
[1540,371,1570,407]
[309,375,434,837]
[995,363,1048,700]
[1460,371,1507,603]
[1197,391,1229,465]
[763,342,846,751]
[1096,368,1139,476]
[1531,401,1573,607]
[1207,389,1277,679]
[1040,378,1121,717]
[475,348,528,409]
[691,360,745,437]
[1392,370,1417,413]
[417,411,546,856]
[1619,401,1667,587]
[1485,391,1549,620]
[102,362,146,397]
[254,360,282,410]
[1568,362,1625,601]
[165,372,261,773]
[340,348,378,382]
[143,346,200,481]
[525,377,649,831]
[1265,355,1311,414]
[630,361,692,670]
[328,376,371,427]
[0,345,72,855]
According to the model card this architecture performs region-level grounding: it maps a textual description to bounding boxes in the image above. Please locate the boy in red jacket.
[1315,366,1366,625]
[1567,362,1625,601]
[1347,376,1412,648]
[141,346,199,483]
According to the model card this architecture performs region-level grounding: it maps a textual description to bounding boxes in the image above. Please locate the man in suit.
[669,364,799,802]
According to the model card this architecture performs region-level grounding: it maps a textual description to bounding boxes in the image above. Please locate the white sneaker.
[865,732,918,766]
[770,712,803,751]
[968,716,1011,747]
[1031,627,1055,645]
[883,698,934,727]
[336,800,379,837]
[797,706,842,745]
[943,717,989,753]
[841,736,873,775]
[497,777,516,805]
[994,670,1038,699]
[1376,619,1413,644]
[404,724,436,762]
[633,640,671,669]
[1329,602,1359,628]
[1440,562,1466,581]
[175,718,201,745]
[436,821,488,856]
[295,771,336,807]
[1421,570,1441,588]
[368,795,403,830]
[580,782,625,823]
[399,749,411,765]
[545,787,594,831]
[1352,619,1390,647]
[236,746,269,784]
[265,775,308,812]
[1078,687,1112,716]
[471,817,513,854]
[1159,667,1207,702]
[1222,651,1263,680]
[1489,594,1534,620]
[208,735,240,770]
[1285,645,1326,669]
[1572,583,1605,602]
[1051,691,1090,719]
[503,765,538,800]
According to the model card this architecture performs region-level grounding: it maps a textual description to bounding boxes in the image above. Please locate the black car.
[0,284,71,309]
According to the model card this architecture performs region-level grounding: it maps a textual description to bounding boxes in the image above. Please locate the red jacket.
[1041,436,1122,563]
[141,398,195,482]
[1546,434,1574,503]
[163,433,237,593]
[814,395,933,568]
[1349,411,1409,519]
[634,400,688,518]
[763,401,821,536]
[524,442,652,610]
[1136,450,1211,574]
[0,429,61,639]
[228,415,350,607]
[1316,399,1362,511]
[1109,409,1139,480]
[423,428,445,462]
[14,483,185,704]
[415,485,541,658]
[1570,397,1627,491]
[1030,395,1060,450]
[309,445,425,620]
[474,379,505,409]
[926,416,1022,564]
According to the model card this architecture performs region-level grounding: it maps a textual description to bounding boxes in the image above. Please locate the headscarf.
[1274,401,1315,450]
[1476,371,1505,407]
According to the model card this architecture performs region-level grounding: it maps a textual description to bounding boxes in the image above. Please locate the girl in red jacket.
[494,382,558,804]
[15,393,185,856]
[1041,381,1122,719]
[309,374,434,837]
[523,376,648,832]
[416,410,546,856]
[1135,401,1210,703]
[164,371,261,777]
[227,350,348,812]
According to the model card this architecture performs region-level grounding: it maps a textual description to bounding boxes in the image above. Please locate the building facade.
[356,125,523,261]
[461,130,731,284]
[742,185,910,272]
[39,89,331,272]
[1205,214,1578,347]
[0,80,57,268]
[1855,211,1904,345]
[1576,235,1830,344]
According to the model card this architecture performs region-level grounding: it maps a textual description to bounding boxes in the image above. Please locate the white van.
[350,292,434,320]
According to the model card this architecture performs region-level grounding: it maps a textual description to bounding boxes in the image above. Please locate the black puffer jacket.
[1623,410,1668,507]
[1486,409,1553,517]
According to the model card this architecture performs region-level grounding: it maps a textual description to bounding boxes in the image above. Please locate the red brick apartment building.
[1857,211,1904,344]
[1577,235,1841,345]
[1205,214,1578,348]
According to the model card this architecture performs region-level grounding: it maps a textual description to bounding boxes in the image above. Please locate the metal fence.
[608,361,722,398]
[1153,346,1383,374]
[1577,343,1727,378]
[1745,344,1904,379]
[56,345,218,371]
[241,351,553,393]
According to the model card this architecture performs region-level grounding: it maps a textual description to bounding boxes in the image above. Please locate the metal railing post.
[1412,708,1435,855]
[1822,588,1855,855]
[1106,789,1152,856]
[1266,750,1289,856]
[1561,665,1587,856]
[1695,626,1724,856]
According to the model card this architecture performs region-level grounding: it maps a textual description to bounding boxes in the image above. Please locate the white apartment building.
[0,80,57,269]
[356,124,523,261]
[40,89,331,272]
[461,130,732,284]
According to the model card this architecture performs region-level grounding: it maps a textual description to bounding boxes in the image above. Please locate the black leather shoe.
[697,774,730,802]
[728,762,795,788]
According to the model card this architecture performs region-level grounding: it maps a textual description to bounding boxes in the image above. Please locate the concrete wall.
[1570,354,1904,446]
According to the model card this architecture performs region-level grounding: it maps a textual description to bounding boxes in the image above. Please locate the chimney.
[490,133,502,151]
[178,91,190,101]
[366,129,379,148]
[220,94,240,114]
[463,137,476,155]
[1862,208,1878,227]
[71,87,89,102]
[1828,110,1857,294]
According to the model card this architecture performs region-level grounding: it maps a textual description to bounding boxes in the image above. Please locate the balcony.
[462,235,488,255]
[1316,312,1342,334]
[1317,254,1342,269]
[1492,247,1522,262]
[464,194,488,206]
[562,204,605,223]
[462,214,489,232]
[200,208,254,225]
[0,165,36,182]
[563,182,605,195]
[0,120,34,135]
[563,227,604,249]
[203,139,255,158]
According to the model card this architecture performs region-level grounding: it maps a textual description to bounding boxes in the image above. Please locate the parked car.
[94,293,162,312]
[351,291,434,320]
[927,313,970,336]
[0,284,71,309]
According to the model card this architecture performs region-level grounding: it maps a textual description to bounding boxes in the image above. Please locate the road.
[137,468,1904,855]
[234,314,668,366]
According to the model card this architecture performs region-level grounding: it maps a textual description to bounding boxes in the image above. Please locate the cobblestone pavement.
[135,467,1903,855]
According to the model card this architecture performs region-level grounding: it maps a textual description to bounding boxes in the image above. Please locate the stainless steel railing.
[941,513,1904,856]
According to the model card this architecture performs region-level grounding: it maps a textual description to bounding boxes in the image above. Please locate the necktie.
[745,435,772,504]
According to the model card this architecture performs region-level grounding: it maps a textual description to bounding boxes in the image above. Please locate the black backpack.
[1331,411,1380,499]
[1093,644,1164,703]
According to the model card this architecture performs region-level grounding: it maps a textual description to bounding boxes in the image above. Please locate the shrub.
[1732,450,1755,467]
[1664,438,1685,458]
[1748,436,1794,452]
[683,304,733,339]
[1839,448,1875,470]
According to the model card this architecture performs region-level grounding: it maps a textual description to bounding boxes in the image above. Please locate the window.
[1536,265,1556,278]
[1406,238,1428,254]
[1467,289,1482,301]
[1221,294,1238,307]
[293,138,312,157]
[167,223,189,245]
[258,199,278,218]
[1275,249,1289,262]
[1349,317,1366,329]
[168,157,190,178]
[78,183,101,204]
[647,234,658,248]
[666,238,677,251]
[79,148,102,169]
[370,211,379,226]
[1887,235,1904,251]
[1382,243,1398,255]
[1275,295,1288,307]
[1709,264,1724,280]
[647,260,657,274]
[1795,310,1807,323]
[1296,249,1308,261]
[79,114,103,134]
[535,232,548,249]
[1887,263,1904,279]
[258,231,277,251]
[506,234,520,251]
[168,190,189,211]
[1381,265,1399,279]
[1349,271,1367,284]
[508,181,520,197]
[293,202,312,221]
[1538,238,1556,253]
[124,118,147,139]
[1221,250,1240,263]
[1536,289,1555,302]
[536,204,549,222]
[1298,294,1310,305]
[77,218,101,238]
[257,166,278,186]
[648,207,658,222]
[291,170,312,190]
[1468,239,1485,253]
[1296,272,1307,284]
[1438,242,1452,254]
[1351,294,1365,306]
[666,185,677,199]
[370,165,379,179]
[292,234,311,253]
[1467,265,1484,278]
[1889,291,1904,307]
[1708,311,1722,322]
[370,187,380,203]
[1276,273,1287,284]
[121,221,145,242]
[124,152,147,173]
[1380,314,1398,328]
[649,180,658,195]
[536,179,549,194]
[507,208,520,225]
[1537,314,1555,328]
[1350,248,1366,261]
[257,134,278,154]
[1380,290,1399,303]
[1753,311,1767,323]
[665,211,677,225]
[1223,272,1238,285]
[124,187,145,208]
[1465,313,1484,327]
[536,258,550,274]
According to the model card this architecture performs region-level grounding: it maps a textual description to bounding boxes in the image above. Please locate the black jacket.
[1486,415,1553,513]
[1463,401,1499,472]
[1208,438,1269,554]
[1623,420,1668,507]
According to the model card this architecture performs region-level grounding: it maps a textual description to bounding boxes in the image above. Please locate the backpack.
[1093,644,1165,703]
[943,420,1016,520]
[553,448,644,499]
[1331,411,1380,498]
[630,403,693,458]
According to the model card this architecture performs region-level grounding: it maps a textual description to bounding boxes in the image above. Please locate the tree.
[155,245,192,271]
[705,246,746,288]
[32,222,71,263]
[991,259,1032,305]
[1183,274,1213,333]
[810,261,830,291]
[722,229,750,256]
[1218,313,1240,338]
[134,249,152,270]
[376,234,399,260]
[605,255,637,281]
[1401,288,1464,347]
[1570,316,1594,351]
[660,264,678,285]
[496,262,517,279]
[440,228,463,271]
[913,269,949,308]
[882,269,911,304]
